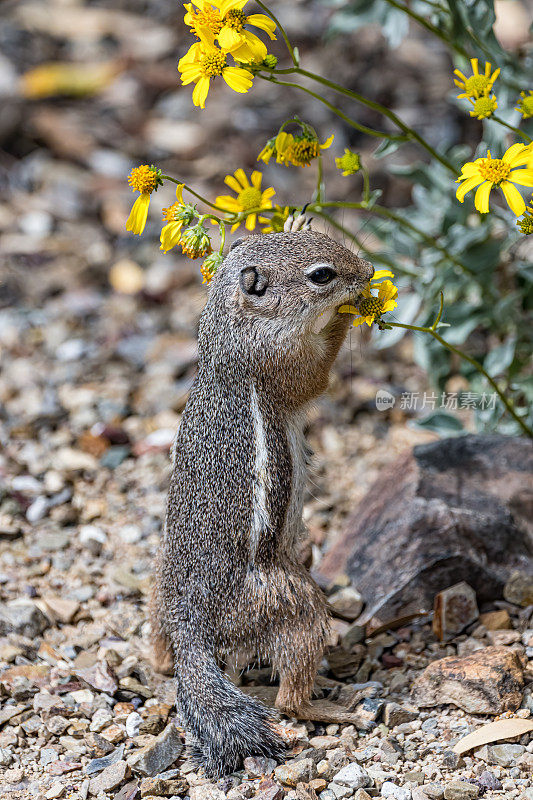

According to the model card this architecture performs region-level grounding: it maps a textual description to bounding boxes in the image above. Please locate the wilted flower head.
[200,250,224,283]
[180,221,213,258]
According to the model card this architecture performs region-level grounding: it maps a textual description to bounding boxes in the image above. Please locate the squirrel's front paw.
[284,209,313,233]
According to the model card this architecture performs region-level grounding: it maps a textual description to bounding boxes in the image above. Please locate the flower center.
[128,165,158,194]
[224,9,247,30]
[237,186,262,209]
[464,74,490,96]
[201,50,227,77]
[479,157,511,185]
[290,139,319,166]
[189,6,223,34]
[358,296,383,319]
[162,202,179,222]
[520,95,533,117]
[472,96,496,118]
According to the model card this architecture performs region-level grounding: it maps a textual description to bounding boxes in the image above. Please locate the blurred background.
[0,0,532,585]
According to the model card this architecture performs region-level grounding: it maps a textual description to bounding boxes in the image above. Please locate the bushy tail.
[174,636,285,777]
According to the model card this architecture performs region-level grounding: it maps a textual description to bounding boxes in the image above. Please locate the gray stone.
[328,587,364,620]
[0,600,49,637]
[318,435,533,621]
[422,785,444,800]
[127,723,183,776]
[504,571,533,607]
[487,743,525,766]
[476,771,501,791]
[381,783,411,800]
[274,758,317,786]
[86,744,125,776]
[333,763,371,790]
[329,784,353,800]
[141,776,188,796]
[89,760,129,795]
[443,782,479,800]
[383,703,418,728]
[243,755,277,777]
[189,787,225,800]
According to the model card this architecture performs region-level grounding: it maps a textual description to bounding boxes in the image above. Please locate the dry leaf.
[453,717,533,754]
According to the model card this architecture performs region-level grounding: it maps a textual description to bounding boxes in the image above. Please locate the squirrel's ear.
[230,237,246,251]
[239,266,268,297]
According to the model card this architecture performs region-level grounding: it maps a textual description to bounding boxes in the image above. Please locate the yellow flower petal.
[214,194,242,212]
[456,174,484,203]
[381,299,398,314]
[372,269,394,280]
[126,193,150,235]
[260,187,276,203]
[474,181,492,213]
[175,184,185,203]
[233,168,249,189]
[224,174,243,192]
[338,305,359,314]
[245,213,257,231]
[192,75,210,108]
[222,66,253,93]
[500,181,526,215]
[320,134,335,150]
[218,25,242,51]
[246,13,277,39]
[377,279,398,302]
[509,168,533,187]
[250,170,263,189]
[502,142,529,165]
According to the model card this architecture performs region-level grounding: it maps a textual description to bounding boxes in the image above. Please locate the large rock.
[318,435,533,622]
[0,600,49,638]
[127,723,183,776]
[411,646,525,714]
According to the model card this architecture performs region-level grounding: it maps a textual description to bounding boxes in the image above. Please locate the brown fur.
[151,231,373,776]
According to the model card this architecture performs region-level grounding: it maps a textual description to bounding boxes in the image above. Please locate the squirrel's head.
[212,230,374,330]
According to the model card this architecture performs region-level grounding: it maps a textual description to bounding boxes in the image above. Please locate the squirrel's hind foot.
[187,716,286,778]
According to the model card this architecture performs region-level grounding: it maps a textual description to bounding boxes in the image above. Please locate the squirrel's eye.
[308,266,337,285]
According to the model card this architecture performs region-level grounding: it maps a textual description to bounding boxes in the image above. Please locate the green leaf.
[414,411,464,435]
[484,337,516,377]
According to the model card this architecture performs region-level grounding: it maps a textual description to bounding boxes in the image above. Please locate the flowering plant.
[125,0,532,438]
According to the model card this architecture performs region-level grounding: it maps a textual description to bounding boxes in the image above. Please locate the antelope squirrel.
[152,227,373,777]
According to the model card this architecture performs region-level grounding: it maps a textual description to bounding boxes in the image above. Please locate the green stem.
[491,115,533,143]
[254,0,298,66]
[290,67,458,172]
[161,175,227,213]
[387,321,532,437]
[314,155,325,203]
[382,0,469,59]
[260,75,398,140]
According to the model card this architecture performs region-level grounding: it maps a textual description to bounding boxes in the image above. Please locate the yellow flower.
[126,165,162,235]
[456,143,533,216]
[160,187,197,253]
[274,131,295,165]
[259,204,290,233]
[257,137,276,164]
[184,0,276,63]
[335,148,361,176]
[286,134,335,167]
[339,279,398,327]
[215,169,275,231]
[180,222,213,258]
[516,91,533,120]
[454,58,500,99]
[469,94,497,120]
[517,201,533,235]
[200,251,224,283]
[178,30,253,108]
